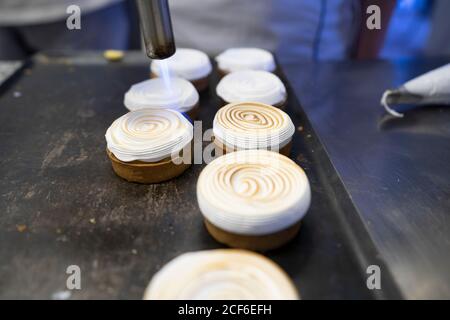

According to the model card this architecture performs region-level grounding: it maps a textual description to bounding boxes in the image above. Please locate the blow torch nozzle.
[136,0,176,60]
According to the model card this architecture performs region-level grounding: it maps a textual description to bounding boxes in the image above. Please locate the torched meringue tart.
[151,48,212,92]
[124,77,200,119]
[213,102,295,156]
[143,249,299,299]
[216,70,287,108]
[215,48,276,76]
[105,109,193,183]
[197,150,311,251]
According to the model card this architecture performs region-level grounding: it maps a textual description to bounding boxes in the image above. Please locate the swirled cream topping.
[105,109,193,162]
[213,102,294,150]
[144,249,299,300]
[151,48,212,81]
[197,150,311,235]
[124,77,199,113]
[216,70,286,106]
[215,48,276,73]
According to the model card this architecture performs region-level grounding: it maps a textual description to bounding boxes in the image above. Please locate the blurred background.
[0,0,448,62]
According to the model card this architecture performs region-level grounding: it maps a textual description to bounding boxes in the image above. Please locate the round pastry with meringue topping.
[105,109,193,183]
[151,48,212,91]
[216,70,287,108]
[215,48,276,76]
[143,249,299,299]
[197,150,311,251]
[213,102,295,156]
[124,77,200,119]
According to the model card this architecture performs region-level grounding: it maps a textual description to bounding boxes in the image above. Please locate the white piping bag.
[381,64,450,117]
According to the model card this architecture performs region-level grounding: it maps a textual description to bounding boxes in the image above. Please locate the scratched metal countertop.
[281,57,450,299]
[0,53,449,299]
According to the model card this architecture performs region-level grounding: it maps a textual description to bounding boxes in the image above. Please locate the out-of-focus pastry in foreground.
[143,249,299,300]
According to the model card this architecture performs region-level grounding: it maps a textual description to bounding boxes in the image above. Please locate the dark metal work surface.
[0,52,400,299]
[283,58,450,299]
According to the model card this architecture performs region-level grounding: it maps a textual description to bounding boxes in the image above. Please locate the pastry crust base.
[217,66,281,79]
[204,219,301,251]
[185,102,200,120]
[191,76,209,92]
[150,72,209,92]
[273,98,287,109]
[107,148,191,184]
[213,138,292,157]
[217,67,229,79]
[218,97,287,110]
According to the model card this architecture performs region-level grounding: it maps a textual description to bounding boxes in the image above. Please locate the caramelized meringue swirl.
[197,150,311,235]
[213,102,295,150]
[105,109,193,162]
[144,249,299,300]
[216,70,286,106]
